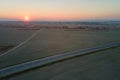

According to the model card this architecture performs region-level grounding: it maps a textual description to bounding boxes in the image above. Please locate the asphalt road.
[0,42,120,78]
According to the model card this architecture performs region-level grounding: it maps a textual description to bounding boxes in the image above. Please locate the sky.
[0,0,120,21]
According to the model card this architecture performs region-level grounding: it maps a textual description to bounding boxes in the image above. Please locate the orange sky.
[0,0,120,21]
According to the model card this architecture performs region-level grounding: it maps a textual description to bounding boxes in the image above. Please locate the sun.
[24,16,29,21]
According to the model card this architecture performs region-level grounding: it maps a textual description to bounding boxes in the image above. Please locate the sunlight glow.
[24,16,29,21]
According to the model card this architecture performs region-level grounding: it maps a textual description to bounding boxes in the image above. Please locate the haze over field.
[0,0,120,21]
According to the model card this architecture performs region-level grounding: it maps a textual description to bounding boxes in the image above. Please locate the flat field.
[0,24,120,80]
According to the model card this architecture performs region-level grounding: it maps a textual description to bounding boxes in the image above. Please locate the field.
[0,22,120,80]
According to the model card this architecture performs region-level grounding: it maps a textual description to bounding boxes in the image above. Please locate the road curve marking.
[0,42,120,78]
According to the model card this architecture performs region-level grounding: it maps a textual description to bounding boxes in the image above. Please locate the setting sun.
[24,16,29,21]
